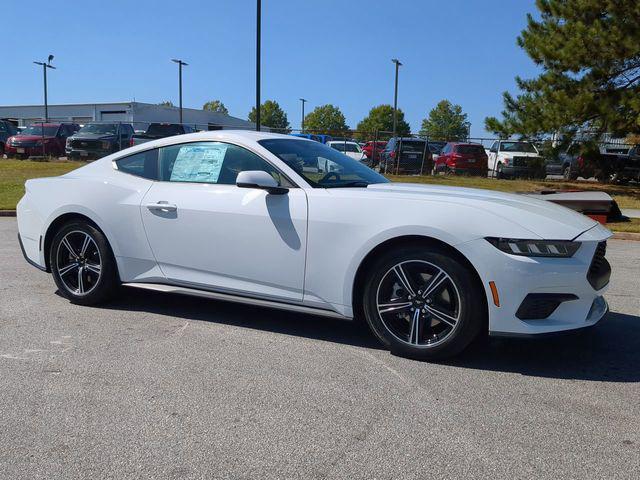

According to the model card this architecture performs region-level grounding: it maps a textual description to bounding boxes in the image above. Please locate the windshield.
[330,142,361,153]
[79,124,118,135]
[398,140,427,153]
[20,125,59,136]
[258,138,389,188]
[146,124,183,136]
[500,141,538,153]
[456,145,486,155]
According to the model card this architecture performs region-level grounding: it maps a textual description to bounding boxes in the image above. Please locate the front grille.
[587,241,611,290]
[516,293,578,320]
[71,139,103,149]
[512,156,540,167]
[12,140,38,147]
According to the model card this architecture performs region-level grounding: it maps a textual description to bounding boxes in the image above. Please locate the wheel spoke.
[84,263,101,275]
[393,264,416,296]
[58,263,78,276]
[61,237,77,257]
[80,233,91,256]
[378,302,412,314]
[409,309,421,344]
[77,267,85,294]
[421,270,448,300]
[425,305,458,328]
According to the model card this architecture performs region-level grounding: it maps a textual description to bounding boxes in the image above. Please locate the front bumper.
[5,144,53,157]
[66,147,112,160]
[501,165,534,177]
[456,224,612,336]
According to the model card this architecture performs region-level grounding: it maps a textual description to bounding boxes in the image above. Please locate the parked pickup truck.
[548,143,636,182]
[66,123,135,160]
[487,140,545,178]
[130,123,194,146]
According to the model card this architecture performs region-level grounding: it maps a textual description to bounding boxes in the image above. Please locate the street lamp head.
[47,54,54,64]
[391,58,402,66]
[172,59,188,66]
[300,98,307,103]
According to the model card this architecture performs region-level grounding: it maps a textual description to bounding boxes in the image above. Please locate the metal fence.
[4,119,637,179]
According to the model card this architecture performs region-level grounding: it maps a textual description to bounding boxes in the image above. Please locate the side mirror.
[236,170,288,195]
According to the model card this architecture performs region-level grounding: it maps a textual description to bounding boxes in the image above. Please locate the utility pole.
[391,58,402,138]
[33,55,56,122]
[300,98,307,132]
[171,59,188,124]
[256,0,261,131]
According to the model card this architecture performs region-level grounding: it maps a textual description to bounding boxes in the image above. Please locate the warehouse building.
[0,101,262,131]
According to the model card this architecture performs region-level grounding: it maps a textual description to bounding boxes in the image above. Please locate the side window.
[160,141,288,186]
[0,123,6,133]
[490,141,498,153]
[115,149,159,180]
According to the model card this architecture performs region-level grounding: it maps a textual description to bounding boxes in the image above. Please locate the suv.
[66,123,135,160]
[5,123,79,159]
[380,137,433,174]
[0,119,19,155]
[434,142,488,176]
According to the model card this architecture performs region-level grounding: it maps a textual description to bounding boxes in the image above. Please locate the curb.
[0,209,638,240]
[611,232,640,241]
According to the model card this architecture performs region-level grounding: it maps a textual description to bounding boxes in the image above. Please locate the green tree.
[157,100,174,107]
[355,104,411,139]
[420,100,469,140]
[303,104,349,133]
[202,100,228,115]
[248,100,290,132]
[485,0,640,138]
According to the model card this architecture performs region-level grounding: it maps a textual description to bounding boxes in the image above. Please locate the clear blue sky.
[2,0,540,137]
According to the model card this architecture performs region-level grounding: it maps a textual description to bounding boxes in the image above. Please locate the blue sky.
[2,0,540,136]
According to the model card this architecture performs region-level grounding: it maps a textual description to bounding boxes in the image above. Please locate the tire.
[563,166,578,181]
[50,221,119,305]
[496,163,504,179]
[361,244,485,361]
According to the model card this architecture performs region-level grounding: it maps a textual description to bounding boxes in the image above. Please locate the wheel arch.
[351,235,488,329]
[43,212,113,273]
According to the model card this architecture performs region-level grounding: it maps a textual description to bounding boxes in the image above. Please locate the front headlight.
[485,237,581,258]
[101,140,111,149]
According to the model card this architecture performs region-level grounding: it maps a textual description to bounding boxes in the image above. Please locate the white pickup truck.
[486,140,544,179]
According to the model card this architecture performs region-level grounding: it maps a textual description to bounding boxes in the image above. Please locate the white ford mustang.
[17,131,612,359]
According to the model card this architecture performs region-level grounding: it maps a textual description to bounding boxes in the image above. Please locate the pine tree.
[485,0,640,138]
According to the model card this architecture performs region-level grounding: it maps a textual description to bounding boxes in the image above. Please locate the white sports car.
[17,131,612,359]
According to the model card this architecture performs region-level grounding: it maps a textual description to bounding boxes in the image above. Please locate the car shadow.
[98,286,382,350]
[448,311,640,382]
[95,288,640,382]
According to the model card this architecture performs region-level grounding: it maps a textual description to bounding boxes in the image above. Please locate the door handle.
[145,202,177,212]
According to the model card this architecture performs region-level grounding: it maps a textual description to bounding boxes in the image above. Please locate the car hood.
[497,152,540,157]
[12,135,56,141]
[70,133,115,140]
[365,182,598,240]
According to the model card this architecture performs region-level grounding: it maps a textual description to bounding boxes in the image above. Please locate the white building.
[0,101,263,131]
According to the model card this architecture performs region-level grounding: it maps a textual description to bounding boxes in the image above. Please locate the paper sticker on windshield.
[170,144,227,183]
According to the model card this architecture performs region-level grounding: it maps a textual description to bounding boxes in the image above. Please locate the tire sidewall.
[50,221,118,305]
[362,245,484,360]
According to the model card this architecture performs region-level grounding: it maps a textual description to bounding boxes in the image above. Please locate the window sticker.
[170,144,227,183]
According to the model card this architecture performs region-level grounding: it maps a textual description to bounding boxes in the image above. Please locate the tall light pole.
[171,59,188,124]
[300,98,307,132]
[33,55,55,122]
[391,58,402,138]
[255,0,261,131]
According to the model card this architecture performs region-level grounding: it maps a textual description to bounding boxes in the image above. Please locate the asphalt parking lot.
[1,218,639,479]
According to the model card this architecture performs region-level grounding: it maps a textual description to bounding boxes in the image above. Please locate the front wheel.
[362,245,485,360]
[50,221,119,305]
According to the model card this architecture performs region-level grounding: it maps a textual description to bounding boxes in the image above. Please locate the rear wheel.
[50,221,119,305]
[496,163,504,179]
[362,245,485,360]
